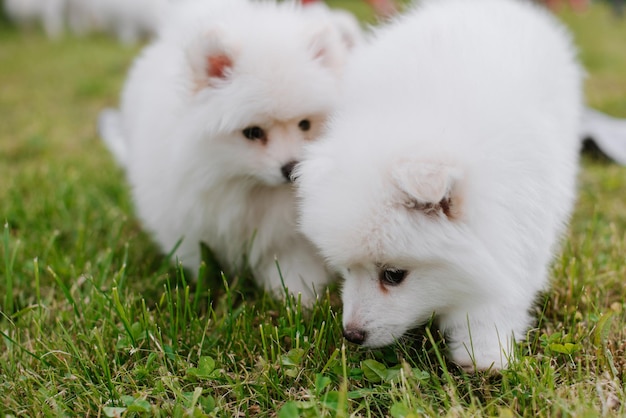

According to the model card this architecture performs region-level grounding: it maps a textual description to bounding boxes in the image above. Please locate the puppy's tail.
[98,108,128,168]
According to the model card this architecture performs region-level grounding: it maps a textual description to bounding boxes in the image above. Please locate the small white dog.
[100,0,351,302]
[296,0,583,370]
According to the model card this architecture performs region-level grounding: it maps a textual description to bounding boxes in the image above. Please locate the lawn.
[1,2,625,416]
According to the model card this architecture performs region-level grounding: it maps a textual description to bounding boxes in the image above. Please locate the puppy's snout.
[281,160,299,182]
[343,326,367,345]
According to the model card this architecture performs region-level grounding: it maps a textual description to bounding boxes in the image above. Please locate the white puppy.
[296,0,583,370]
[100,0,348,302]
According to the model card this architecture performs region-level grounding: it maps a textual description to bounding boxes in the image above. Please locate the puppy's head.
[177,2,347,187]
[298,147,494,347]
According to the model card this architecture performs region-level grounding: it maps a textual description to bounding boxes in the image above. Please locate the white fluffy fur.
[296,0,583,370]
[302,2,364,51]
[101,0,350,302]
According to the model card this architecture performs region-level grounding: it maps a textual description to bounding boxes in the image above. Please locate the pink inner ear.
[207,54,232,79]
[313,46,326,62]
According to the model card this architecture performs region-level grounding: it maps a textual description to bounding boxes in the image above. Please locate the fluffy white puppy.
[100,0,347,302]
[297,0,583,370]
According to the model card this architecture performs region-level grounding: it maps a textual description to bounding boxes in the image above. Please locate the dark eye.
[298,119,311,131]
[242,126,266,141]
[379,268,408,286]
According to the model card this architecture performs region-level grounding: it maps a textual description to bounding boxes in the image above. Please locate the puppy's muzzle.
[343,326,367,345]
[281,160,299,182]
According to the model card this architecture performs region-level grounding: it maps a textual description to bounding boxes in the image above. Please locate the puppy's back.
[342,0,582,153]
[298,0,583,273]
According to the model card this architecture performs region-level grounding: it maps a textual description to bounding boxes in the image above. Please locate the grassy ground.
[1,2,625,417]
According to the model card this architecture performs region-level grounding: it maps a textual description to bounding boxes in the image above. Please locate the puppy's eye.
[379,268,408,286]
[242,126,266,141]
[298,119,311,131]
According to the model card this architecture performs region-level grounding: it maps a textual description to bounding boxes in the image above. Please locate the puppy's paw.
[259,247,331,307]
[444,319,516,373]
[448,343,508,373]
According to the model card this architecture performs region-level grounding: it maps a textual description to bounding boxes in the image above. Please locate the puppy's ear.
[307,25,345,72]
[391,160,463,219]
[187,29,236,90]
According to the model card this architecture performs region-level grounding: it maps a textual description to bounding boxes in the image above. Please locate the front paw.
[442,306,530,372]
[445,324,516,373]
[448,341,509,373]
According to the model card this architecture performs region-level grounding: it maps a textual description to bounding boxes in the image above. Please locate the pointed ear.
[187,29,235,90]
[307,25,345,72]
[391,160,463,219]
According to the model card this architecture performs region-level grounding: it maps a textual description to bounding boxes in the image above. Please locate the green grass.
[1,2,626,416]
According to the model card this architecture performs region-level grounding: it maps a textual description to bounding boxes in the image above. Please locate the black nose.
[281,160,298,182]
[343,327,367,345]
